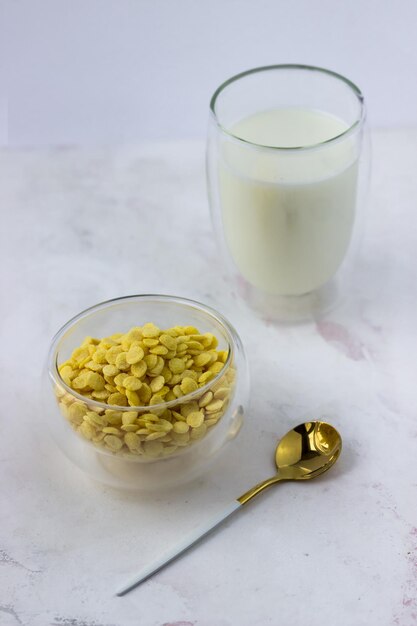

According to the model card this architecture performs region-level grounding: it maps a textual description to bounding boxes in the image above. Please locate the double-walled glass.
[207,65,370,321]
[44,295,249,490]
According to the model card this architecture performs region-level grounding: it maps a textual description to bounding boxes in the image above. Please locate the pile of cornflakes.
[56,323,235,459]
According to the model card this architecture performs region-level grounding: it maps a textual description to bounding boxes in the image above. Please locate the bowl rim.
[48,294,238,411]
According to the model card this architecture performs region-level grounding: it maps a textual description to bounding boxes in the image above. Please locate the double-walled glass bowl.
[45,295,249,490]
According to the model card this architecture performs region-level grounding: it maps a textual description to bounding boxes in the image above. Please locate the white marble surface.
[1,131,416,626]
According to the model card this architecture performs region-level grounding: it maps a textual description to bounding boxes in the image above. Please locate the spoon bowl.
[275,421,342,479]
[238,420,342,504]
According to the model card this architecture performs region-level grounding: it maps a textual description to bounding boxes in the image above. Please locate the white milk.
[219,108,359,296]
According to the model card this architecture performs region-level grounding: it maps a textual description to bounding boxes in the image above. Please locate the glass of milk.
[207,65,369,321]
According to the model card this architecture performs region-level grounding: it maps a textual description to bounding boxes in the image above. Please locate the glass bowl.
[44,295,249,490]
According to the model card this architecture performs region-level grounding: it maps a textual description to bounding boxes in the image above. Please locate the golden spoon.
[116,420,342,596]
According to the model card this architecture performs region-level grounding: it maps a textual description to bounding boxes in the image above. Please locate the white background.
[4,0,417,146]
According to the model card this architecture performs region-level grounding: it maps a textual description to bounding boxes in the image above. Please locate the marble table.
[1,131,416,626]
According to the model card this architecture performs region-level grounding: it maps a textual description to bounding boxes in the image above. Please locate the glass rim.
[209,64,365,151]
[48,294,237,412]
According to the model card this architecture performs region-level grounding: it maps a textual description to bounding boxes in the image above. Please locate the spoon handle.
[115,500,241,596]
[115,475,284,596]
[237,475,283,505]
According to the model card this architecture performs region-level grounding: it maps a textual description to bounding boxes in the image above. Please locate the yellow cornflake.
[150,345,169,355]
[72,346,90,362]
[203,333,218,348]
[144,354,158,370]
[114,372,128,386]
[123,376,142,391]
[205,418,219,427]
[104,434,123,451]
[102,426,121,435]
[180,369,198,381]
[115,352,129,371]
[59,364,75,382]
[185,341,204,351]
[205,399,224,413]
[161,366,173,383]
[186,411,204,428]
[92,349,107,364]
[124,432,141,451]
[198,391,213,408]
[150,375,165,393]
[125,327,142,342]
[168,358,186,374]
[158,419,173,432]
[145,432,166,441]
[184,326,199,335]
[198,371,214,384]
[209,362,224,375]
[171,431,190,444]
[194,352,211,367]
[139,383,152,404]
[180,377,198,395]
[126,389,140,406]
[169,374,181,386]
[165,390,176,402]
[85,411,107,428]
[180,401,199,417]
[159,334,177,350]
[214,387,230,400]
[102,364,120,377]
[147,422,168,433]
[85,360,102,372]
[149,356,165,376]
[121,424,139,432]
[79,421,95,440]
[173,421,189,434]
[173,385,183,398]
[87,372,105,391]
[140,412,159,422]
[72,374,89,389]
[131,360,147,378]
[102,337,118,347]
[67,402,87,422]
[126,346,145,364]
[122,411,138,426]
[142,323,160,338]
[217,350,228,363]
[149,393,165,406]
[81,336,99,347]
[105,345,123,364]
[107,392,128,406]
[143,337,159,347]
[207,351,218,365]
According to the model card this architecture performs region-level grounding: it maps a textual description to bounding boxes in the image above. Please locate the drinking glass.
[206,65,370,321]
